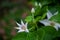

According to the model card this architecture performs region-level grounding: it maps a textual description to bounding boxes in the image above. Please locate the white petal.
[25,22,28,27]
[47,10,53,19]
[54,11,58,15]
[40,19,51,26]
[54,26,59,31]
[58,24,60,28]
[53,23,60,31]
[31,8,35,13]
[15,27,21,29]
[25,29,29,32]
[21,20,24,25]
[55,23,60,28]
[18,29,25,33]
[16,22,21,27]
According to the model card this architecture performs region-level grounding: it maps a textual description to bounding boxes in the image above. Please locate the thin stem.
[32,13,34,22]
[29,22,38,31]
[29,26,35,31]
[41,13,46,20]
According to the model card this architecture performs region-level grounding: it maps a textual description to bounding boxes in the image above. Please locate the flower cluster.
[15,8,59,33]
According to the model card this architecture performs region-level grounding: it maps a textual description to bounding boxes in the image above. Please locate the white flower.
[47,10,58,19]
[40,19,60,31]
[15,20,29,33]
[31,8,35,13]
[40,10,59,31]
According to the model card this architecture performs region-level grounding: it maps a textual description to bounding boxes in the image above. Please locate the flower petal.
[16,22,21,27]
[53,23,60,31]
[14,27,21,29]
[55,23,60,29]
[21,20,24,25]
[57,24,60,28]
[40,19,51,26]
[54,26,59,31]
[47,10,53,19]
[54,11,58,15]
[25,29,29,32]
[25,22,28,27]
[18,29,25,33]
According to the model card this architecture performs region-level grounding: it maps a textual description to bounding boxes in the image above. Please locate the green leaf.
[12,32,28,40]
[12,32,37,40]
[25,16,33,22]
[35,26,56,40]
[37,28,45,40]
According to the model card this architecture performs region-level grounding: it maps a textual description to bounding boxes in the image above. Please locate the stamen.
[21,25,26,30]
[50,22,55,26]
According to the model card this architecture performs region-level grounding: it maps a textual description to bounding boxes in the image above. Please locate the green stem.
[30,11,38,31]
[35,22,38,30]
[29,26,35,31]
[41,13,46,20]
[32,12,35,22]
[29,22,38,31]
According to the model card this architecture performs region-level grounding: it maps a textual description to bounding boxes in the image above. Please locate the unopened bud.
[31,8,35,13]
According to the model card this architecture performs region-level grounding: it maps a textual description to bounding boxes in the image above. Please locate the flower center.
[21,25,26,30]
[50,22,55,26]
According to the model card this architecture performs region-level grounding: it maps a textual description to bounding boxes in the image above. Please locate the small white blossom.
[15,20,29,33]
[40,10,59,31]
[31,8,35,13]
